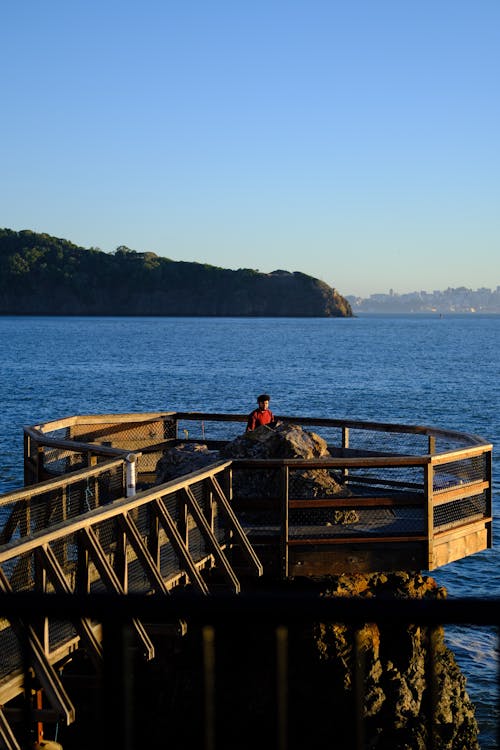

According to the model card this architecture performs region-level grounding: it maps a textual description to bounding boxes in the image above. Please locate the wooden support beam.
[281,466,289,580]
[433,480,489,505]
[79,527,154,660]
[35,544,103,666]
[288,494,424,509]
[286,535,428,546]
[208,475,263,576]
[0,502,25,546]
[0,706,21,750]
[152,498,209,594]
[0,459,126,508]
[0,569,75,725]
[117,513,171,595]
[183,486,241,593]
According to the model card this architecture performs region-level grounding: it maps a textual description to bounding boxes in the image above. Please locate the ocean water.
[0,314,499,746]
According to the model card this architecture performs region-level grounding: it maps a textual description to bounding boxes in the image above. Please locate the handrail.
[0,457,126,507]
[27,411,492,452]
[0,460,233,564]
[0,460,262,716]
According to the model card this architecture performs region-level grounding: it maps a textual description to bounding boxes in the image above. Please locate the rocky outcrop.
[124,573,479,750]
[221,421,331,460]
[155,442,220,484]
[308,572,480,749]
[221,423,353,527]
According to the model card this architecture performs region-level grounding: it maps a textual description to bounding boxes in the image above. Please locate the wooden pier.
[0,411,493,748]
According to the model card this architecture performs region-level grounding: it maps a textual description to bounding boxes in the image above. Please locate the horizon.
[1,2,499,297]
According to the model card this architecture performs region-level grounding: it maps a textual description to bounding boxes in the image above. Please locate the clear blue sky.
[1,1,499,297]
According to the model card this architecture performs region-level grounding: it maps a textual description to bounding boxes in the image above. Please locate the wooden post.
[205,480,215,531]
[24,432,32,485]
[34,551,49,657]
[276,625,288,750]
[179,492,188,548]
[424,460,434,570]
[485,447,493,549]
[36,689,44,745]
[281,466,289,579]
[147,509,160,569]
[205,480,216,570]
[53,486,68,566]
[37,443,44,483]
[428,435,436,455]
[76,534,90,594]
[203,625,216,750]
[342,426,350,483]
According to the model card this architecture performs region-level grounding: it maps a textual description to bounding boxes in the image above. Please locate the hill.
[0,229,352,317]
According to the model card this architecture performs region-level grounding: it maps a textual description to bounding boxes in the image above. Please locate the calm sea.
[1,314,499,746]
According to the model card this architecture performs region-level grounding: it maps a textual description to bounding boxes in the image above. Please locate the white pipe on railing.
[126,453,137,497]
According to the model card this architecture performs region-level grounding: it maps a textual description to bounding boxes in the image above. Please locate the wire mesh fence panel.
[287,463,426,542]
[162,490,181,525]
[41,446,90,476]
[0,619,23,683]
[294,424,344,451]
[49,531,79,585]
[0,464,127,555]
[344,427,430,456]
[434,492,488,531]
[433,454,488,490]
[67,418,171,449]
[2,552,35,593]
[176,418,245,444]
[433,431,482,454]
[231,466,281,542]
[49,619,77,653]
[159,538,182,582]
[288,506,426,540]
[345,465,426,492]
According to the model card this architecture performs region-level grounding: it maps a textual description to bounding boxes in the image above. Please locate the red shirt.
[246,407,274,431]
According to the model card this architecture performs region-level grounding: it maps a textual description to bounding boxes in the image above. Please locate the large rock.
[155,443,220,484]
[221,422,331,460]
[222,423,352,511]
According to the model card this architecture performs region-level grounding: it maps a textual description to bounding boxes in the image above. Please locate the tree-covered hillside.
[0,229,352,317]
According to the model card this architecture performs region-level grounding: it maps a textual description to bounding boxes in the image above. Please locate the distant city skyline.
[1,1,499,297]
[347,285,500,313]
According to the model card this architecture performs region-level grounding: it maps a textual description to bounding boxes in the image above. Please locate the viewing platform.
[0,411,493,748]
[20,410,493,576]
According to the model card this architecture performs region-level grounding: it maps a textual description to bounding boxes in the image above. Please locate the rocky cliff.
[103,573,478,750]
[310,572,479,749]
[0,229,352,317]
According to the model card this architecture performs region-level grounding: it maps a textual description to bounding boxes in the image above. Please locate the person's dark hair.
[257,394,271,403]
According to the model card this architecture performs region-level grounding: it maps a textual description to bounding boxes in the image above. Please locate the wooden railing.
[230,446,492,576]
[0,461,262,724]
[21,411,493,575]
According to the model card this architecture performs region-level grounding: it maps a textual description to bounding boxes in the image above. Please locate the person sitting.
[246,394,275,431]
